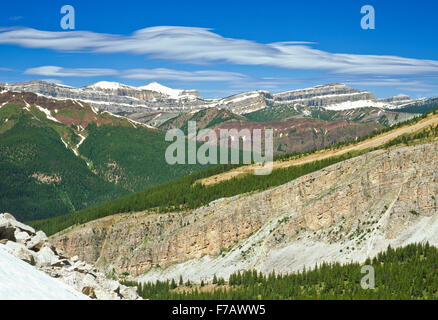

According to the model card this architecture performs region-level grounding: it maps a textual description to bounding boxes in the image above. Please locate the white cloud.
[345,77,434,88]
[2,26,438,76]
[8,16,23,21]
[122,68,249,82]
[23,66,251,82]
[24,66,118,77]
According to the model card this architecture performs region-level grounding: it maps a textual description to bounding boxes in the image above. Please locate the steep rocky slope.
[0,213,140,299]
[52,140,438,283]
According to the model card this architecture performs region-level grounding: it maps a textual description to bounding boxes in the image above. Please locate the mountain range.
[2,81,432,127]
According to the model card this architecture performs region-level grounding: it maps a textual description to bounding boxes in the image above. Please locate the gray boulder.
[26,230,48,251]
[2,213,16,221]
[5,241,36,265]
[0,213,35,236]
[35,246,59,267]
[0,215,15,241]
[14,230,31,245]
[101,279,120,294]
[82,286,97,299]
[120,286,139,300]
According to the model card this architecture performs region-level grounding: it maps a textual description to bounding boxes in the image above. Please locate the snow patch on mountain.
[138,82,186,99]
[76,134,86,149]
[35,105,61,123]
[325,100,390,111]
[86,81,133,90]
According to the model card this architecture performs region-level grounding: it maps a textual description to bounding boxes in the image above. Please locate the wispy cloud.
[2,26,438,76]
[22,65,296,94]
[24,66,118,77]
[8,16,23,21]
[343,77,437,93]
[346,78,433,88]
[23,65,251,82]
[121,68,250,82]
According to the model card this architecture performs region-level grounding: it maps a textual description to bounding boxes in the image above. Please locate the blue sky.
[0,0,437,98]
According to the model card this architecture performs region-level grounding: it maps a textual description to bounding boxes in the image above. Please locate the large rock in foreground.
[0,213,141,300]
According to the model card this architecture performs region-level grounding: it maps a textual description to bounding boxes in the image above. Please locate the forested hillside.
[78,122,207,192]
[0,94,210,221]
[159,107,246,132]
[123,243,438,300]
[244,104,416,126]
[0,104,128,221]
[393,97,438,114]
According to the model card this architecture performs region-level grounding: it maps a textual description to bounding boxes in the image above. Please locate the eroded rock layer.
[52,141,438,282]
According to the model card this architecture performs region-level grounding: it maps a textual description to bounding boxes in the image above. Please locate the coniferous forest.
[123,243,438,300]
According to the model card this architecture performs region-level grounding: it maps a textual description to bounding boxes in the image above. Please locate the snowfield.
[325,100,390,111]
[138,81,188,99]
[0,245,89,300]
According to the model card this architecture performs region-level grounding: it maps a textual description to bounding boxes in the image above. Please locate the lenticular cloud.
[1,26,438,76]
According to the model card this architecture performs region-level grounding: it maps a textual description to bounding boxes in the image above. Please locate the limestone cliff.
[52,141,438,282]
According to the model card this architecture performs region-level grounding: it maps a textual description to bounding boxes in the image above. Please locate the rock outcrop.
[378,94,413,107]
[52,141,438,282]
[270,83,375,107]
[0,213,141,300]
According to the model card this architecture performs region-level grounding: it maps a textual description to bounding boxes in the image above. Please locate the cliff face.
[4,81,204,114]
[52,140,438,281]
[270,83,375,107]
[378,95,413,107]
[5,81,394,118]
